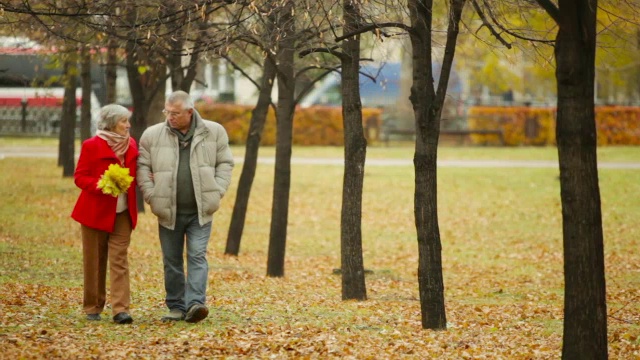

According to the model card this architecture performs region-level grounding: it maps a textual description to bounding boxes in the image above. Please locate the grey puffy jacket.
[137,110,234,230]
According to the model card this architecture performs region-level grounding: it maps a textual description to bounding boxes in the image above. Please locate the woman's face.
[113,117,131,136]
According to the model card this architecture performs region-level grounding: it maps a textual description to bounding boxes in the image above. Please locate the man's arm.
[136,130,154,203]
[214,125,234,196]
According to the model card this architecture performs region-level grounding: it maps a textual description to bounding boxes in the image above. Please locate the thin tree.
[339,0,367,300]
[408,0,466,330]
[225,56,277,256]
[226,0,340,258]
[473,0,609,355]
[532,0,607,357]
[267,0,296,277]
[224,4,280,256]
[105,38,118,104]
[59,54,77,177]
[79,45,91,141]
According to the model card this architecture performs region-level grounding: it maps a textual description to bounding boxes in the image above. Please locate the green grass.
[3,136,640,162]
[234,144,640,162]
[0,145,638,358]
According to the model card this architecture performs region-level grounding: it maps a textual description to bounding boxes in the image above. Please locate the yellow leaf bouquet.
[97,164,134,197]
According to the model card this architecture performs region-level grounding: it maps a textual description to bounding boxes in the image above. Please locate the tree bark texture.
[340,0,367,301]
[226,57,277,256]
[60,58,77,177]
[80,47,92,142]
[105,39,117,104]
[179,31,203,93]
[125,12,167,213]
[555,0,607,358]
[408,0,464,330]
[125,43,149,144]
[267,1,295,277]
[169,37,185,92]
[125,42,149,213]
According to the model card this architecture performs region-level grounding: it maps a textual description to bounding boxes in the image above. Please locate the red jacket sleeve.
[74,139,103,195]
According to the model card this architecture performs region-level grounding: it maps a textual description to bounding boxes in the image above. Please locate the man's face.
[163,102,193,133]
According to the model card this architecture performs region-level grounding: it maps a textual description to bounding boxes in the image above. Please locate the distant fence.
[0,105,95,137]
[0,106,63,136]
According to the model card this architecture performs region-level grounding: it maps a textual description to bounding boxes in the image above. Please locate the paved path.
[1,148,639,169]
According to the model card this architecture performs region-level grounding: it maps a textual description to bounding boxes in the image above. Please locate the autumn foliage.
[198,104,640,147]
[196,104,383,146]
[0,148,639,358]
[468,106,640,146]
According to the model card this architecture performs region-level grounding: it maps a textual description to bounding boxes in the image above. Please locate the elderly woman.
[71,104,138,324]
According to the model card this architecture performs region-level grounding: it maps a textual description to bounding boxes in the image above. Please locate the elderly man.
[137,91,233,323]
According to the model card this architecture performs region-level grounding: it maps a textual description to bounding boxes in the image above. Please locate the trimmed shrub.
[596,107,640,145]
[467,106,640,146]
[196,104,383,146]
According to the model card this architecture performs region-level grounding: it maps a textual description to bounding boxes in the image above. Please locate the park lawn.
[2,136,640,162]
[0,153,638,358]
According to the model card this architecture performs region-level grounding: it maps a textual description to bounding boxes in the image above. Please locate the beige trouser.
[81,212,132,316]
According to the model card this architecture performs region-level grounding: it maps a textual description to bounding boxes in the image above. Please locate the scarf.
[96,130,130,163]
[169,116,196,150]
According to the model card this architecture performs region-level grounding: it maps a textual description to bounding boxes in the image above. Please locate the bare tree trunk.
[125,44,150,143]
[126,40,152,213]
[60,57,77,177]
[226,57,276,256]
[80,46,92,141]
[165,5,205,93]
[408,0,464,330]
[179,28,205,93]
[105,39,118,104]
[169,37,185,92]
[267,0,295,277]
[554,1,607,358]
[340,0,367,301]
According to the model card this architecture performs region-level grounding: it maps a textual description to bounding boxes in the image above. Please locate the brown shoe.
[161,309,185,322]
[185,304,208,323]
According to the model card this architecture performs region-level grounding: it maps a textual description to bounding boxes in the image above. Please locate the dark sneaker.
[86,313,101,321]
[113,312,133,324]
[161,309,185,322]
[185,304,208,323]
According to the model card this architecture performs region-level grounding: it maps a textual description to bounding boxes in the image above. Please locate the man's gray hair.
[97,104,131,131]
[166,90,195,110]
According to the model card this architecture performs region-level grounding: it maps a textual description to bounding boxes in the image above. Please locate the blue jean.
[158,213,212,312]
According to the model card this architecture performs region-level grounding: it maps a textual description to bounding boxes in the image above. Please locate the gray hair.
[166,90,194,110]
[97,104,131,131]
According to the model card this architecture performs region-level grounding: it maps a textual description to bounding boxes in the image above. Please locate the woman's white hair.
[166,90,195,110]
[97,104,131,131]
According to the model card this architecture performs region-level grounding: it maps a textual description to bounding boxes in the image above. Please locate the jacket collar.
[164,109,208,135]
[95,136,136,165]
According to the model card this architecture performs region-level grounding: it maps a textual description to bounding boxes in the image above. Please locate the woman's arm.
[74,139,103,195]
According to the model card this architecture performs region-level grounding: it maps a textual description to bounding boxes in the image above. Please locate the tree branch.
[334,22,413,42]
[435,0,466,112]
[221,53,260,90]
[481,0,555,44]
[471,0,512,49]
[532,0,560,24]
[298,46,343,59]
[294,67,340,104]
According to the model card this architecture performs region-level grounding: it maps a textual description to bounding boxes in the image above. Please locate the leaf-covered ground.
[0,149,639,359]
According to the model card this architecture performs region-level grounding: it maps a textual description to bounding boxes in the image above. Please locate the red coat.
[71,136,139,232]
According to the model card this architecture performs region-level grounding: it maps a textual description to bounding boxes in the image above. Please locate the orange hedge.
[196,104,383,146]
[467,106,640,146]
